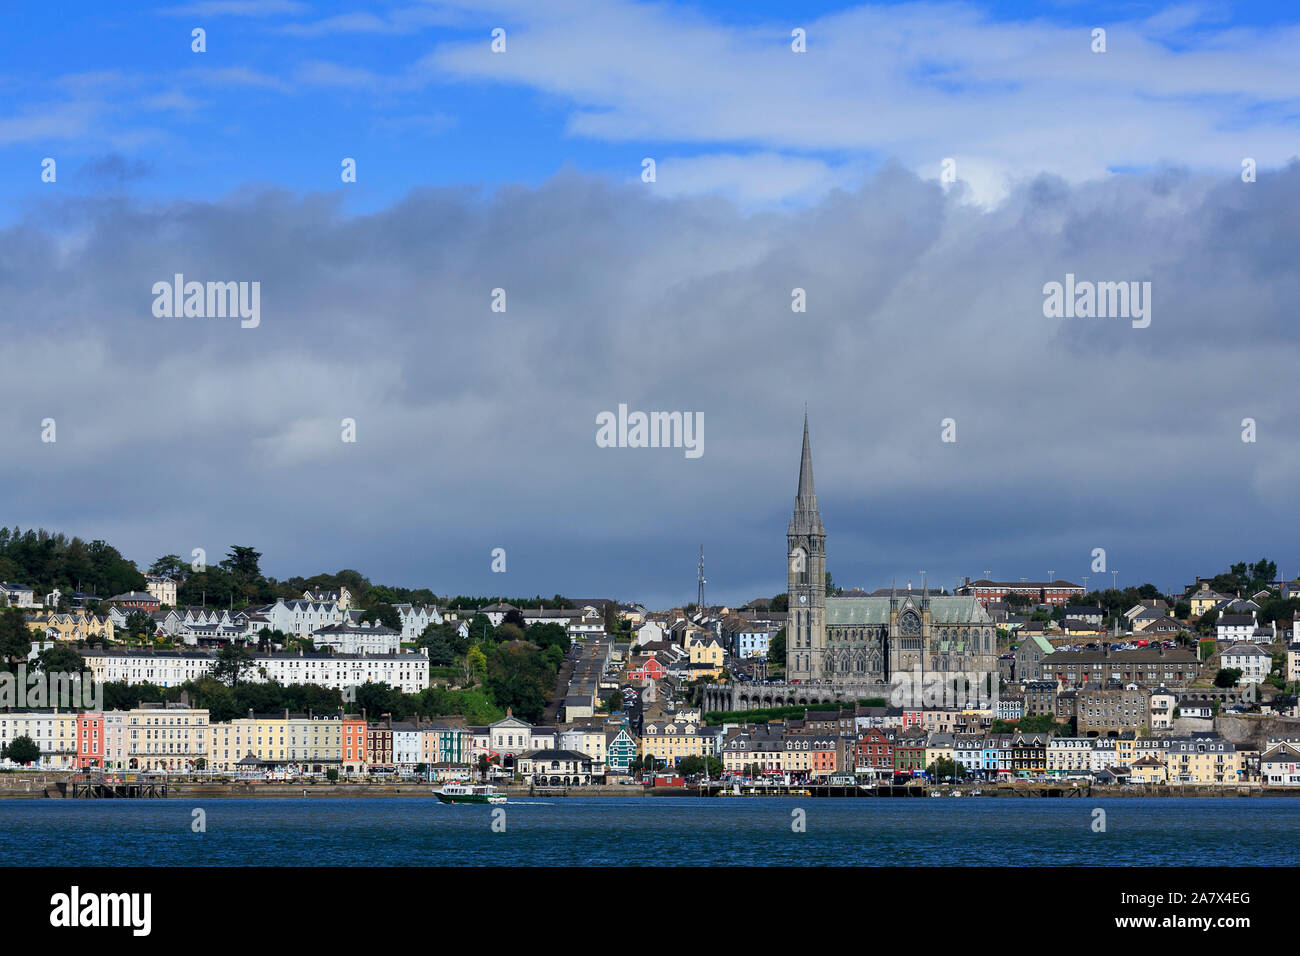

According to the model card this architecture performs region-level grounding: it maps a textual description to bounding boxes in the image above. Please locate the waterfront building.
[1130,755,1167,784]
[103,711,128,770]
[605,727,637,774]
[127,702,208,772]
[1045,737,1093,776]
[287,712,342,773]
[75,712,104,768]
[342,714,367,774]
[430,724,471,767]
[640,716,710,768]
[1164,737,1241,784]
[893,728,927,775]
[1261,743,1300,787]
[391,721,425,770]
[517,749,594,786]
[0,711,77,768]
[366,724,393,771]
[1007,732,1049,777]
[559,726,609,773]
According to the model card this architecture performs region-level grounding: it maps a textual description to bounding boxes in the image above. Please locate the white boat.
[434,783,506,804]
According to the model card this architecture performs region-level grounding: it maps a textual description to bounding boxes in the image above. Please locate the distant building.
[957,577,1085,607]
[144,575,178,607]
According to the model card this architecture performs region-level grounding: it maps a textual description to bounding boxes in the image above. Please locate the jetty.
[57,773,168,799]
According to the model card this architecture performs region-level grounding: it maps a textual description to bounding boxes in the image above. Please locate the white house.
[1148,686,1177,731]
[0,582,38,608]
[258,599,347,637]
[311,621,401,655]
[392,603,442,641]
[1215,612,1259,643]
[1261,743,1300,787]
[81,648,429,694]
[1220,643,1271,686]
[634,621,665,647]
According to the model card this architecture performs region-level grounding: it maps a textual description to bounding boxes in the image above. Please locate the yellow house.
[26,611,115,644]
[640,719,709,767]
[286,713,342,772]
[1130,755,1167,784]
[1189,587,1228,617]
[127,702,208,772]
[1164,738,1241,784]
[1115,734,1137,769]
[206,711,290,771]
[926,736,956,767]
[686,637,725,679]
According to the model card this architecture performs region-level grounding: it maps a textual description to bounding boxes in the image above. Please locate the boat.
[434,783,506,805]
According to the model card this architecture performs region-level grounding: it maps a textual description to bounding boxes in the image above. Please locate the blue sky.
[5,0,1299,214]
[2,1,1300,606]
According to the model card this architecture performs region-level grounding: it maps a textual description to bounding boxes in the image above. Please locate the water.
[1,797,1296,866]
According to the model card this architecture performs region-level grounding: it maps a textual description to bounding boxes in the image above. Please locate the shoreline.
[4,783,1298,799]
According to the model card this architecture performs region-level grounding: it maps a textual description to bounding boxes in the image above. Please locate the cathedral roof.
[824,596,994,626]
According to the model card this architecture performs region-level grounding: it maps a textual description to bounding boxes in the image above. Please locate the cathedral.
[785,415,998,690]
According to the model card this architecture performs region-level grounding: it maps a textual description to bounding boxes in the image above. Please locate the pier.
[58,774,169,799]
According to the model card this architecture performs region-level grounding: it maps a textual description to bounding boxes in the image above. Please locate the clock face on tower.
[799,595,807,604]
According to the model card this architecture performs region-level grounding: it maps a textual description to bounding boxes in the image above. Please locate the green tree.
[0,607,31,671]
[1215,668,1242,688]
[926,757,962,781]
[485,642,553,722]
[463,645,488,686]
[524,622,569,654]
[360,603,401,631]
[212,644,255,688]
[35,643,85,675]
[124,609,154,642]
[148,555,186,578]
[767,627,786,666]
[494,622,525,644]
[3,735,41,765]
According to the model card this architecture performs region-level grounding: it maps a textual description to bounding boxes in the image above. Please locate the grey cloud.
[1,162,1297,602]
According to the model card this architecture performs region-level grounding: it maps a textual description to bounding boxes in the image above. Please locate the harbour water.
[1,797,1296,866]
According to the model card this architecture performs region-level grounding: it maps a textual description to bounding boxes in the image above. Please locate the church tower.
[786,414,826,681]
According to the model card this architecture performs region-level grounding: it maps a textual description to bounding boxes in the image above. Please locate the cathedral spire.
[789,413,824,537]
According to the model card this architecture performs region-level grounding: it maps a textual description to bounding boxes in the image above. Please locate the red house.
[855,729,893,772]
[76,713,104,768]
[627,656,666,683]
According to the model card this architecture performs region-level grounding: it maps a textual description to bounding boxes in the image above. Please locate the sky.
[1,0,1299,608]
